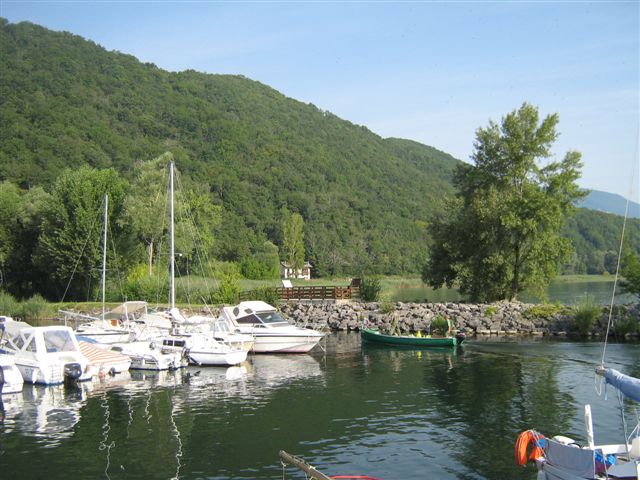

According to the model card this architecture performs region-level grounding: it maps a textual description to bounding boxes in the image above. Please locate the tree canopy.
[423,103,587,302]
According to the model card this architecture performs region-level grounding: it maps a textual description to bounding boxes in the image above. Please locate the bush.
[573,296,602,335]
[243,286,280,305]
[19,294,50,322]
[379,297,395,315]
[359,276,382,302]
[523,303,569,320]
[484,306,497,317]
[614,314,638,337]
[122,265,169,304]
[430,314,449,335]
[212,263,242,305]
[0,290,18,316]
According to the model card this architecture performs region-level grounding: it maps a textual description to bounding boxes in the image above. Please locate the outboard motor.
[455,332,466,345]
[63,362,82,386]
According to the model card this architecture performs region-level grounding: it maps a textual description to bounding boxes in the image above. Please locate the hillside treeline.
[0,19,638,302]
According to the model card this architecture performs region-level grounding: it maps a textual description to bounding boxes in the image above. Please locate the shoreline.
[279,300,640,338]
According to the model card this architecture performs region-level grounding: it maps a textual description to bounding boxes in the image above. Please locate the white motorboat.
[0,353,24,394]
[110,340,186,371]
[162,333,247,366]
[0,318,91,385]
[220,301,325,353]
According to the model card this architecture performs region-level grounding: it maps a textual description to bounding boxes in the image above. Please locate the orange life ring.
[515,430,545,466]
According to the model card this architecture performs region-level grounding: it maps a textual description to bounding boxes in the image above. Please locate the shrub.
[19,294,51,322]
[212,263,242,305]
[430,314,449,335]
[523,303,568,320]
[379,297,395,315]
[573,296,602,335]
[0,290,18,316]
[613,314,638,337]
[359,276,382,302]
[122,265,169,304]
[484,306,497,317]
[243,286,280,305]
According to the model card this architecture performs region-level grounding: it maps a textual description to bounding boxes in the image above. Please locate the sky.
[1,1,639,200]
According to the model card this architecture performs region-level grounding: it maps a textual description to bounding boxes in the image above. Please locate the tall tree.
[423,103,586,301]
[283,210,305,271]
[620,250,640,298]
[121,153,171,274]
[34,167,127,300]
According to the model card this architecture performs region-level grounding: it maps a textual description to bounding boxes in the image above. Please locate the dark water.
[0,333,637,480]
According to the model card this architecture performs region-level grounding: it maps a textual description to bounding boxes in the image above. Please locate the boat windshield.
[211,318,231,333]
[43,330,77,353]
[255,311,289,326]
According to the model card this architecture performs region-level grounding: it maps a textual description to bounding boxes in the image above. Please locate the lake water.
[391,278,636,305]
[0,333,637,480]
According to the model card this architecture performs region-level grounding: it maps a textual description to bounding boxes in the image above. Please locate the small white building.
[280,261,312,280]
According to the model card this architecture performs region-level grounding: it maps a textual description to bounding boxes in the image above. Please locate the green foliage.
[572,296,602,335]
[0,290,18,316]
[523,303,569,319]
[18,294,50,321]
[283,210,305,271]
[0,19,459,279]
[212,263,242,305]
[240,241,280,279]
[430,314,449,335]
[620,250,640,298]
[0,19,638,301]
[484,306,497,317]
[614,315,638,337]
[423,103,586,302]
[242,286,281,305]
[121,265,169,304]
[34,166,128,300]
[379,297,395,315]
[359,276,382,302]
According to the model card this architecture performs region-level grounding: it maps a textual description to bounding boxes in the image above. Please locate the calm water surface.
[0,333,637,480]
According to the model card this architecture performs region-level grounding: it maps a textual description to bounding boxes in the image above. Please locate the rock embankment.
[279,301,640,337]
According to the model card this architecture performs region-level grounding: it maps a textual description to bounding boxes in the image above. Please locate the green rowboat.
[360,328,464,347]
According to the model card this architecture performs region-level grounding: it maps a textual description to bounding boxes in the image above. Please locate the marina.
[0,332,637,479]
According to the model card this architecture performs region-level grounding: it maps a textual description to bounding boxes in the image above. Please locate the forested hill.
[0,18,460,276]
[1,18,637,279]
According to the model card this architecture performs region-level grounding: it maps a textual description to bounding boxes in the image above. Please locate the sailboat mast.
[170,160,175,310]
[101,193,108,321]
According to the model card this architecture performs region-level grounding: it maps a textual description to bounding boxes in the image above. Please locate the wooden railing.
[239,286,359,302]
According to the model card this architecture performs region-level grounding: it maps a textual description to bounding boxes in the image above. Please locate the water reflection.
[0,334,637,479]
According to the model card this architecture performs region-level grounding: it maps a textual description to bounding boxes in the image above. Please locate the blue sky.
[2,1,638,200]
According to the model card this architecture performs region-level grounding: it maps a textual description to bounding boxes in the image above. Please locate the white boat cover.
[604,368,640,403]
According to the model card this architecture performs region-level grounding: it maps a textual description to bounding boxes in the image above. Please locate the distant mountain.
[579,190,640,219]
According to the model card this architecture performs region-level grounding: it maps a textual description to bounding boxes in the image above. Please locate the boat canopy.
[604,368,640,403]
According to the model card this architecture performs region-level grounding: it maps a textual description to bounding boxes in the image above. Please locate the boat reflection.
[0,384,85,444]
[245,354,325,388]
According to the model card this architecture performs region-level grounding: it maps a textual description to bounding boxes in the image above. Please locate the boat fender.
[515,430,546,466]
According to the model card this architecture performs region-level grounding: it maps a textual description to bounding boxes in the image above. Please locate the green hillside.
[0,18,637,293]
[0,19,459,277]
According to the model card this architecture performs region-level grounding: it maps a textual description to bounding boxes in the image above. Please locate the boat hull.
[0,356,24,394]
[360,328,459,347]
[250,333,323,353]
[187,349,247,366]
